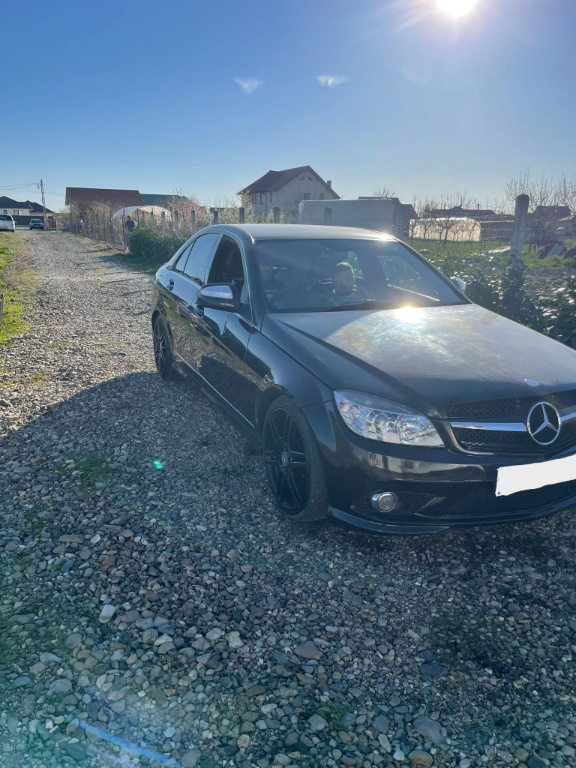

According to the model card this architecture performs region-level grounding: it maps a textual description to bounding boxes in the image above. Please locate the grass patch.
[120,256,160,274]
[59,454,118,484]
[107,251,160,274]
[30,373,49,384]
[0,233,35,346]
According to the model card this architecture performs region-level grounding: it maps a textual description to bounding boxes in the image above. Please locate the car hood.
[262,304,576,415]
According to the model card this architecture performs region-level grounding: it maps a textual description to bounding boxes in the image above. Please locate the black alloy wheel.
[262,396,328,521]
[153,316,178,381]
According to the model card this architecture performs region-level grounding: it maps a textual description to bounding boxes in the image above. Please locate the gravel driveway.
[1,231,575,768]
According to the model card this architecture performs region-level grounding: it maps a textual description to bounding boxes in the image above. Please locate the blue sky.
[2,0,575,214]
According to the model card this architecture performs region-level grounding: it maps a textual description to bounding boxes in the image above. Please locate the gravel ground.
[1,231,576,768]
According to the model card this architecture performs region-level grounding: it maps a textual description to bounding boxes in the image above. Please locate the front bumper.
[330,480,576,534]
[303,401,576,534]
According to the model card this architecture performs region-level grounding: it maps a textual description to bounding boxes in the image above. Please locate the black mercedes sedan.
[151,224,576,534]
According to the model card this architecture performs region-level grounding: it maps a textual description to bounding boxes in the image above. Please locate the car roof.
[199,223,398,242]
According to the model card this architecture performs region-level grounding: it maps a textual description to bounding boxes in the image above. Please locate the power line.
[0,183,37,190]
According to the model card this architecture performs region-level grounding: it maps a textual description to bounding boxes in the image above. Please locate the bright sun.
[437,0,479,18]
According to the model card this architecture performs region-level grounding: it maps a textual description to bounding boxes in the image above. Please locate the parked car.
[151,224,576,534]
[29,218,45,230]
[0,214,16,232]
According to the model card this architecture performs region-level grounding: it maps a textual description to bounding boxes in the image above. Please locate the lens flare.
[437,0,478,18]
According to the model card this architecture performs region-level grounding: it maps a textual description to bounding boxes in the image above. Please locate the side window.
[207,236,244,284]
[173,244,192,273]
[182,233,220,285]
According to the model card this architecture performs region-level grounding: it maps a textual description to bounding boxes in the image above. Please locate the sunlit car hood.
[262,304,576,414]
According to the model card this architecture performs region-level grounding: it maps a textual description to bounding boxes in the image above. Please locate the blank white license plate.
[496,453,576,497]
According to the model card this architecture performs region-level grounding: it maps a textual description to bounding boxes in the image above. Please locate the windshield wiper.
[326,299,385,311]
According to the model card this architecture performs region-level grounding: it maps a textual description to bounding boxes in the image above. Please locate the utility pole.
[38,179,47,226]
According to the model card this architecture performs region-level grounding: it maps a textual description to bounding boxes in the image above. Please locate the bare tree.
[426,192,483,244]
[504,170,576,245]
[162,190,209,234]
[372,185,396,198]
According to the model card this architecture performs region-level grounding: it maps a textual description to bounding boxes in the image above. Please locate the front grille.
[424,478,576,521]
[448,390,576,455]
[448,389,576,420]
[452,422,576,455]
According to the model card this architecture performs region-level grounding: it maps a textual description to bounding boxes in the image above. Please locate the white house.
[0,196,53,221]
[240,166,339,218]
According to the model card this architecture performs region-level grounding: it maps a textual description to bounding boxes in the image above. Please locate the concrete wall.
[298,199,398,234]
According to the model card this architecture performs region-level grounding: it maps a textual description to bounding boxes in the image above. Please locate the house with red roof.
[65,187,144,215]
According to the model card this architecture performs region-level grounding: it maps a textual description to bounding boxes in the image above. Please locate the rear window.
[0,215,13,221]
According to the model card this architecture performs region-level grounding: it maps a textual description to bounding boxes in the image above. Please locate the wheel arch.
[152,308,175,346]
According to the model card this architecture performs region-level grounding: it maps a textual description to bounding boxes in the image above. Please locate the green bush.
[127,229,187,267]
[538,278,576,348]
[428,250,576,348]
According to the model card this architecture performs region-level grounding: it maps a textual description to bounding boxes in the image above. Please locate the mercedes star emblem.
[526,401,561,446]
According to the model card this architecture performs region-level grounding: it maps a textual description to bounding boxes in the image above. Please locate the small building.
[299,197,416,239]
[65,187,144,215]
[530,205,572,243]
[0,196,30,219]
[412,216,514,243]
[425,205,499,221]
[240,166,339,219]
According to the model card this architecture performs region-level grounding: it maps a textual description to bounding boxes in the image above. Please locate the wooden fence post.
[190,210,197,234]
[161,211,166,236]
[239,207,245,223]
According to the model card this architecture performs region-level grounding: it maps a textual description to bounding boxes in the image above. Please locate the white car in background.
[0,214,16,232]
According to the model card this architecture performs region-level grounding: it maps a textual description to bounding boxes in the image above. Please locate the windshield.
[255,238,465,312]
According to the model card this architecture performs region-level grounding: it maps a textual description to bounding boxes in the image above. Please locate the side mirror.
[451,276,467,294]
[198,283,241,311]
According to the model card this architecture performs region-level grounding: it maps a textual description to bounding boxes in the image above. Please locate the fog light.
[371,492,399,513]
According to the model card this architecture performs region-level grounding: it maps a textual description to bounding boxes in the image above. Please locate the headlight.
[334,390,443,447]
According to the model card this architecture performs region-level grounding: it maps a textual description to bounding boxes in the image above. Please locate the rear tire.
[153,316,179,381]
[262,396,329,522]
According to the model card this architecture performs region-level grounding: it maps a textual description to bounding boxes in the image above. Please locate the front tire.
[153,316,179,381]
[262,396,329,522]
